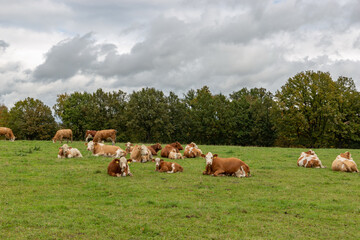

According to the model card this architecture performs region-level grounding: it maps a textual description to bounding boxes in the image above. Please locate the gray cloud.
[0,40,9,51]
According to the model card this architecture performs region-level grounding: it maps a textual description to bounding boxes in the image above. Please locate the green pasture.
[0,141,359,239]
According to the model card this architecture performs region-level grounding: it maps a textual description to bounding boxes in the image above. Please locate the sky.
[1,0,360,108]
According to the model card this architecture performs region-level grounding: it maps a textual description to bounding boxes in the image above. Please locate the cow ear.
[213,154,218,158]
[69,147,72,149]
[201,154,206,158]
[58,147,61,150]
[130,143,133,146]
[84,143,88,146]
[127,159,132,163]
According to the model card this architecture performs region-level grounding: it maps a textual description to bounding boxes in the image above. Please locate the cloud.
[0,40,9,51]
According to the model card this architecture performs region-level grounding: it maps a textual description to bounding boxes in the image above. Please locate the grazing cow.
[85,130,97,142]
[332,152,359,173]
[297,150,325,168]
[160,141,183,158]
[168,149,184,159]
[85,141,125,158]
[107,157,133,177]
[201,152,251,178]
[52,129,73,143]
[147,143,162,156]
[125,142,134,154]
[155,158,183,173]
[184,142,202,158]
[93,129,117,145]
[0,127,16,141]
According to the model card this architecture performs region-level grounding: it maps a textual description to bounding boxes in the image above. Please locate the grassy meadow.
[0,140,360,239]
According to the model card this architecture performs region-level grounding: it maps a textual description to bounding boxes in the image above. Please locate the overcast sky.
[1,0,360,108]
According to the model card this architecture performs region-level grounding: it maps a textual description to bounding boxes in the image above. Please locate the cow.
[125,142,134,154]
[0,127,16,141]
[58,146,83,158]
[107,157,133,177]
[141,144,153,162]
[332,152,359,173]
[168,149,184,160]
[130,144,152,162]
[85,130,97,142]
[93,129,117,145]
[52,129,73,143]
[147,143,162,156]
[155,158,183,173]
[85,141,125,158]
[201,152,251,178]
[184,142,202,158]
[160,141,183,158]
[297,150,325,168]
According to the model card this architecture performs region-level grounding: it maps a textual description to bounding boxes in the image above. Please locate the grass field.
[0,141,359,239]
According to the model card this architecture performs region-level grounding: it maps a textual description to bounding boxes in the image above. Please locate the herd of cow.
[1,127,359,176]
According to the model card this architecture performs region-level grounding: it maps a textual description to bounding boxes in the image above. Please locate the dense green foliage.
[1,141,359,239]
[1,70,360,147]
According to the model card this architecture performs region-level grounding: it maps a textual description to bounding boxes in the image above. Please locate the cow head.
[340,151,352,160]
[86,141,95,151]
[52,137,56,143]
[58,148,64,158]
[155,143,162,151]
[140,145,148,155]
[304,149,315,155]
[119,157,130,176]
[155,158,163,171]
[175,141,183,150]
[201,152,218,165]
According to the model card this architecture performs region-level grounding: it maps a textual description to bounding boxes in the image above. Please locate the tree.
[230,88,276,146]
[125,88,172,143]
[0,104,9,127]
[8,97,56,140]
[275,71,338,147]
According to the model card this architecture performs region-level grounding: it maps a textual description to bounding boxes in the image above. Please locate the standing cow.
[0,127,15,141]
[93,129,117,145]
[85,130,97,142]
[202,152,251,178]
[52,129,73,143]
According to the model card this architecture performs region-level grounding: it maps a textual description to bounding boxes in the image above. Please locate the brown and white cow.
[155,158,183,173]
[107,157,133,177]
[160,141,183,158]
[332,152,359,173]
[86,141,125,158]
[130,144,152,162]
[52,129,73,143]
[0,127,15,141]
[125,142,134,154]
[201,152,251,178]
[85,130,97,142]
[93,129,117,145]
[297,150,325,168]
[168,149,184,160]
[58,145,83,158]
[147,143,162,156]
[184,142,202,158]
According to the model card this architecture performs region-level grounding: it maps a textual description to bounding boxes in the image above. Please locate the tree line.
[1,70,360,148]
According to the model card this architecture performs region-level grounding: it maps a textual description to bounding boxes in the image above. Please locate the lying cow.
[93,129,117,145]
[0,127,15,141]
[85,130,97,142]
[332,152,359,173]
[168,149,184,159]
[86,141,125,158]
[107,157,133,177]
[201,152,251,178]
[130,144,152,162]
[147,143,162,155]
[184,142,202,158]
[52,129,73,143]
[125,142,134,154]
[58,145,83,158]
[297,150,325,168]
[155,158,183,173]
[160,141,183,158]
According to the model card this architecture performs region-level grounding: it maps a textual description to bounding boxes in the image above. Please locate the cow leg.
[213,169,225,177]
